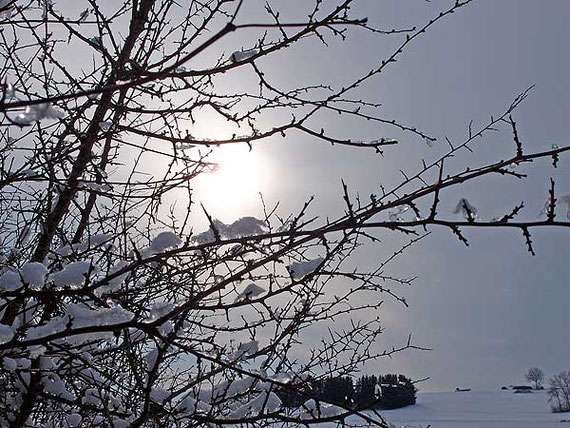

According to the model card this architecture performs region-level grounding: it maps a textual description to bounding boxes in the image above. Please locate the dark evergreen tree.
[376,374,417,409]
[354,375,379,409]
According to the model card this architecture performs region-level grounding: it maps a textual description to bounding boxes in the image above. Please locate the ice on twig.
[235,283,266,302]
[231,48,259,63]
[289,257,324,280]
[146,302,174,321]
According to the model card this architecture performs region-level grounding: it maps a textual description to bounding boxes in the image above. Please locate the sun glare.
[193,144,271,216]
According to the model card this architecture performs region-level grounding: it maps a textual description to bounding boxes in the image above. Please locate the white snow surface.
[20,262,47,287]
[299,399,344,419]
[66,303,134,327]
[0,271,21,291]
[193,217,266,243]
[12,102,65,125]
[289,257,324,280]
[229,391,282,419]
[51,261,92,286]
[0,324,14,344]
[150,388,169,404]
[99,260,129,294]
[317,390,565,428]
[231,48,259,63]
[2,357,17,371]
[235,283,266,302]
[150,231,183,253]
[65,414,81,427]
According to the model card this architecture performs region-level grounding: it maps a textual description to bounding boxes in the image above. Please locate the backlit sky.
[192,0,570,391]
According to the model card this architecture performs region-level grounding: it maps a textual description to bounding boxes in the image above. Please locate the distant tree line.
[278,374,417,410]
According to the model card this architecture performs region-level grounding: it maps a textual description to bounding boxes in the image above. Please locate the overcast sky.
[189,0,570,391]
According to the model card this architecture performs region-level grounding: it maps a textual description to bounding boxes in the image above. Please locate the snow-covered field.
[379,390,565,428]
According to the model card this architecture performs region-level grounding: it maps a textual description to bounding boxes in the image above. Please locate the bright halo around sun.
[194,144,271,216]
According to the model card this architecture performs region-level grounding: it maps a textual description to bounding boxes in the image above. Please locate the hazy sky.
[54,0,569,391]
[191,0,570,391]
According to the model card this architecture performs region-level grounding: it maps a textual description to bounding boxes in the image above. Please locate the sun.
[192,144,271,217]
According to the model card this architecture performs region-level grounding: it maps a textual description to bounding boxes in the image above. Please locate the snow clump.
[235,283,266,302]
[150,231,183,253]
[20,262,48,288]
[51,261,92,287]
[289,257,324,280]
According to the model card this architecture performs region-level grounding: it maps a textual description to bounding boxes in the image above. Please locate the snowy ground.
[379,390,565,428]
